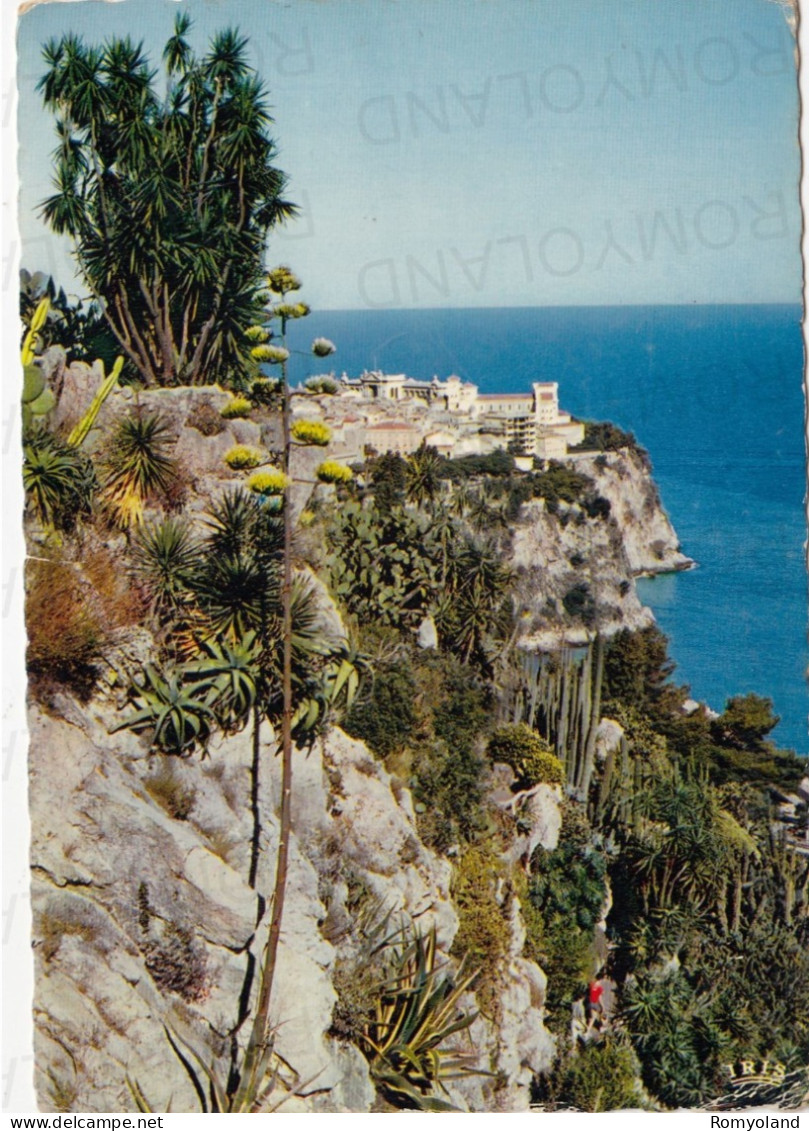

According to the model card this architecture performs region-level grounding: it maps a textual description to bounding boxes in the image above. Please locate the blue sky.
[15,0,802,309]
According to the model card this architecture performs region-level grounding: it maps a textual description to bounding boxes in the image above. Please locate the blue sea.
[288,305,808,756]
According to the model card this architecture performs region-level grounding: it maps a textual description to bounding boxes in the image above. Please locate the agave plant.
[359,926,481,1111]
[102,413,176,529]
[183,632,261,732]
[113,664,217,755]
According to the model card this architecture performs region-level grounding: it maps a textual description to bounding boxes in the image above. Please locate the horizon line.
[312,300,804,314]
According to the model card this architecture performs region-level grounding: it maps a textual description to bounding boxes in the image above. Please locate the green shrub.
[562,582,597,627]
[571,420,647,462]
[525,807,607,1026]
[411,740,488,853]
[100,412,177,529]
[487,723,562,787]
[439,449,515,480]
[360,926,480,1111]
[316,459,352,483]
[224,445,264,470]
[220,396,253,419]
[344,659,420,758]
[23,433,96,530]
[292,419,331,446]
[557,1039,642,1111]
[451,843,510,1021]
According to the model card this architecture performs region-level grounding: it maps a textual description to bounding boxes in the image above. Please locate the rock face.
[27,382,683,1112]
[28,682,558,1112]
[510,449,691,648]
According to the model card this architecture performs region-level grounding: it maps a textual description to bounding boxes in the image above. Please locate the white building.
[324,371,584,460]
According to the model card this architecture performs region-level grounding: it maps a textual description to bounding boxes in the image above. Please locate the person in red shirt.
[587,977,605,1030]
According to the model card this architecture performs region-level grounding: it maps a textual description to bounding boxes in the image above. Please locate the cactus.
[67,356,124,447]
[21,298,56,427]
[21,297,50,366]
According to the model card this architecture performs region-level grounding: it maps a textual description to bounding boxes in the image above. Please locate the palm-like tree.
[37,17,296,387]
[405,444,444,511]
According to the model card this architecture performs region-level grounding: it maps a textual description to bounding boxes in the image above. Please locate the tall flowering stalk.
[233,267,335,1107]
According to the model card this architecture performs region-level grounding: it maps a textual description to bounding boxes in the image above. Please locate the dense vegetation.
[37,17,295,387]
[22,17,808,1113]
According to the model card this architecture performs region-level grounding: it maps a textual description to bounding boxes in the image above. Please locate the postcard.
[6,0,808,1116]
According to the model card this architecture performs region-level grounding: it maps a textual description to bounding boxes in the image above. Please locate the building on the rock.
[334,371,584,457]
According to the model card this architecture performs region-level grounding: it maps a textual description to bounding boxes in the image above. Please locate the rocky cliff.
[29,690,558,1112]
[27,361,689,1112]
[510,450,691,649]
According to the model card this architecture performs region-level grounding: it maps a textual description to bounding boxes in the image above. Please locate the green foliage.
[221,397,253,419]
[712,693,779,748]
[224,445,264,470]
[101,413,177,529]
[524,463,595,513]
[38,19,295,387]
[572,420,647,460]
[131,517,202,615]
[359,925,481,1111]
[326,501,439,629]
[451,843,510,1020]
[439,449,515,480]
[433,536,514,671]
[114,664,217,755]
[552,1039,643,1111]
[411,741,489,853]
[602,626,679,715]
[405,443,443,509]
[525,806,606,1024]
[344,658,419,758]
[487,723,562,787]
[562,582,597,627]
[183,633,260,733]
[23,432,96,530]
[368,452,407,510]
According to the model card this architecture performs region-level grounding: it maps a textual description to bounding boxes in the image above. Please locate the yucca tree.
[37,17,295,387]
[405,443,444,512]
